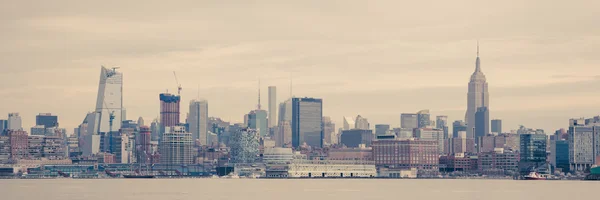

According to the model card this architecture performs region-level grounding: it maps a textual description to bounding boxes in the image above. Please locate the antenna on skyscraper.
[257,78,262,110]
[477,40,479,57]
[290,72,293,98]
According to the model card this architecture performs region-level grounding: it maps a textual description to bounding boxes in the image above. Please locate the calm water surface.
[1,179,598,200]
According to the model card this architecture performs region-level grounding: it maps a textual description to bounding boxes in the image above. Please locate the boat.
[123,174,156,179]
[523,172,547,180]
[224,172,240,179]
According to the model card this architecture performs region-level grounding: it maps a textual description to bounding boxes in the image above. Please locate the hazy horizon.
[1,0,599,133]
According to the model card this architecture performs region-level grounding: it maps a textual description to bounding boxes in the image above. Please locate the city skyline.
[1,1,600,133]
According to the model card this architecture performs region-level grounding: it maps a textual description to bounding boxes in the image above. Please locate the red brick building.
[372,139,439,170]
[439,153,476,172]
[9,130,28,159]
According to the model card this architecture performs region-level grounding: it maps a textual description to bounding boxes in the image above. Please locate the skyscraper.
[491,119,502,134]
[189,99,209,145]
[401,113,418,129]
[291,97,323,148]
[436,116,449,139]
[36,113,58,128]
[7,113,22,131]
[355,115,370,130]
[160,93,180,138]
[417,110,431,128]
[87,66,123,155]
[229,128,260,164]
[268,86,277,128]
[466,44,489,138]
[475,107,489,138]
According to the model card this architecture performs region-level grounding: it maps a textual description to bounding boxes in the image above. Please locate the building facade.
[340,129,374,148]
[7,113,22,131]
[415,128,445,154]
[452,120,467,138]
[159,126,193,165]
[36,113,58,129]
[375,124,391,136]
[372,139,439,170]
[401,114,418,129]
[87,66,124,155]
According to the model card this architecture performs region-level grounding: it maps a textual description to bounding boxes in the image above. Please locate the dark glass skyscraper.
[491,119,502,134]
[519,133,547,172]
[291,97,323,148]
[475,107,489,138]
[36,113,58,128]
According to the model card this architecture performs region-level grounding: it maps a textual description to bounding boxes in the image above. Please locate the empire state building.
[466,44,489,138]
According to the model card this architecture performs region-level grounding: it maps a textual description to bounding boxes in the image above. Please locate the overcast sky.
[1,0,599,133]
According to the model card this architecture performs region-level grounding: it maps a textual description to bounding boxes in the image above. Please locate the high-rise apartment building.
[568,117,600,171]
[8,130,28,160]
[475,107,489,138]
[401,113,418,129]
[291,97,323,148]
[189,99,209,145]
[159,126,193,165]
[268,86,277,128]
[36,113,58,128]
[417,110,431,128]
[160,93,180,139]
[491,119,502,134]
[466,44,489,138]
[229,128,260,163]
[7,113,22,131]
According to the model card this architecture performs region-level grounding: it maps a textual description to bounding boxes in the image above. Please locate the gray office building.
[291,97,323,148]
[436,116,449,139]
[452,120,467,138]
[401,113,418,129]
[475,107,489,138]
[36,113,59,128]
[375,124,390,136]
[340,129,374,148]
[491,119,502,134]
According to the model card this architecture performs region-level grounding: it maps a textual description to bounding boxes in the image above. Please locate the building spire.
[477,40,479,57]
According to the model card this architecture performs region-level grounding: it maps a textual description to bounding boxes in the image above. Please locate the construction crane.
[173,71,182,95]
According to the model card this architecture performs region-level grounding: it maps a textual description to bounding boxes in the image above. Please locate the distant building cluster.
[1,48,600,179]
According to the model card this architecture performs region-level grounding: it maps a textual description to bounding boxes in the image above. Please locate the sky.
[1,0,600,133]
